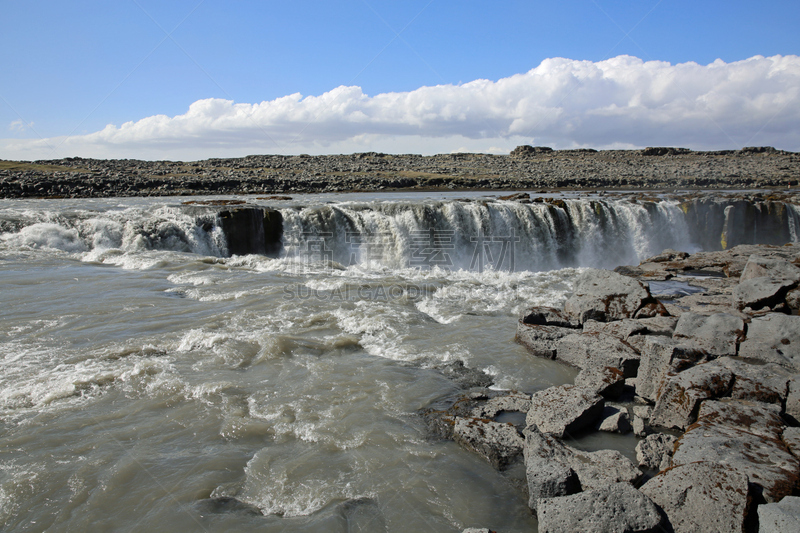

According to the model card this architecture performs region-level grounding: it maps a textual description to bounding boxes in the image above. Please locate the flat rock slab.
[650,362,734,430]
[453,417,523,470]
[739,254,800,283]
[524,426,642,496]
[537,483,664,533]
[758,495,800,533]
[672,400,799,503]
[712,356,793,405]
[635,433,677,471]
[639,461,750,533]
[672,312,745,357]
[564,268,656,324]
[515,322,575,359]
[556,332,641,378]
[526,385,605,438]
[738,313,800,371]
[734,277,798,311]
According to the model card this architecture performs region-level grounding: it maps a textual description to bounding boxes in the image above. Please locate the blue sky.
[2,0,799,160]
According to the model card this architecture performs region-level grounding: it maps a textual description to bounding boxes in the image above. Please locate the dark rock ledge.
[431,243,800,533]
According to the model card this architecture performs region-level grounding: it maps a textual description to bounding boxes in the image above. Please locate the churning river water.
[1,192,792,532]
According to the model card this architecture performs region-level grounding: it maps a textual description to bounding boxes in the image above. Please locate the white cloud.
[8,119,33,133]
[3,55,799,160]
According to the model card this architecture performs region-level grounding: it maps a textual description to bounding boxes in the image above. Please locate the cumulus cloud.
[3,55,800,160]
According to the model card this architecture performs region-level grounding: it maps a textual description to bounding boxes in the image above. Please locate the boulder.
[783,427,800,457]
[758,496,800,533]
[556,333,641,378]
[672,312,745,357]
[526,385,605,438]
[787,286,800,311]
[639,462,750,533]
[739,254,800,283]
[734,277,798,311]
[515,322,575,359]
[574,366,626,399]
[536,483,664,533]
[650,363,734,430]
[636,336,706,402]
[712,356,793,405]
[671,400,799,503]
[635,433,677,471]
[597,406,632,434]
[525,461,581,513]
[633,415,647,437]
[524,426,642,494]
[520,306,579,328]
[453,417,523,470]
[564,269,665,324]
[738,314,800,371]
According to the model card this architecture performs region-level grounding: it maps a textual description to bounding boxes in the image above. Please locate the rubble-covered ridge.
[1,145,800,197]
[453,244,800,532]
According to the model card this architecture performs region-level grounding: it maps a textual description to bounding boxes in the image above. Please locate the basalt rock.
[526,385,605,438]
[564,269,667,324]
[453,417,524,470]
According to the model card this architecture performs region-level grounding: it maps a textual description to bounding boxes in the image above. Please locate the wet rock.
[336,497,386,532]
[672,312,745,357]
[639,462,750,533]
[738,314,800,371]
[650,362,734,430]
[436,360,494,388]
[644,249,690,262]
[515,322,575,359]
[524,426,642,493]
[597,406,632,434]
[564,269,664,324]
[574,366,626,399]
[556,333,641,378]
[635,433,677,471]
[536,483,664,533]
[635,337,706,402]
[758,496,800,533]
[520,306,580,328]
[469,391,531,419]
[462,529,496,533]
[671,400,799,503]
[526,385,605,438]
[453,417,524,469]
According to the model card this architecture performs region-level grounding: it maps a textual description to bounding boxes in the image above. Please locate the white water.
[0,193,794,532]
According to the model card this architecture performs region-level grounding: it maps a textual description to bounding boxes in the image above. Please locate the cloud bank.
[4,55,800,160]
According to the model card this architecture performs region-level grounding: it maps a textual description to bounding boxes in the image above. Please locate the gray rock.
[672,400,799,502]
[672,312,745,357]
[515,321,575,359]
[469,390,531,419]
[739,314,800,370]
[758,496,800,533]
[597,406,632,434]
[636,336,706,402]
[537,483,664,533]
[525,461,581,512]
[453,417,523,469]
[635,433,677,471]
[639,462,750,533]
[524,426,642,493]
[574,366,626,399]
[734,277,798,311]
[633,415,647,437]
[526,385,605,438]
[787,286,800,311]
[713,356,793,405]
[783,427,800,457]
[632,405,652,420]
[556,333,641,378]
[583,317,678,339]
[564,269,662,324]
[650,362,734,430]
[520,306,580,328]
[462,529,494,533]
[739,254,800,283]
[787,377,800,425]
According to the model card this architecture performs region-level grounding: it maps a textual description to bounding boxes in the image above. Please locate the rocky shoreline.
[1,145,799,198]
[427,243,800,532]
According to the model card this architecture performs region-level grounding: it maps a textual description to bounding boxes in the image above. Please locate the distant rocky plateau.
[1,145,799,198]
